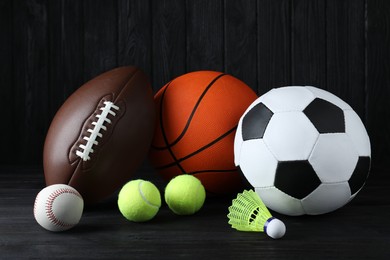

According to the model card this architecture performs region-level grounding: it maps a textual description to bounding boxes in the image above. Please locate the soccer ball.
[234,86,371,216]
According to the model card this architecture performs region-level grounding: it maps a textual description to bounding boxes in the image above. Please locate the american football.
[43,66,155,204]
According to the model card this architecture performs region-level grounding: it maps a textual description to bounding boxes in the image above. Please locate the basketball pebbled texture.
[43,66,155,204]
[149,71,258,195]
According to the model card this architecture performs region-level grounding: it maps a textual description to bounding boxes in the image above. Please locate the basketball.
[149,71,257,195]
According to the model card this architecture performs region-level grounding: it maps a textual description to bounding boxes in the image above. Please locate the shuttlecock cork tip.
[264,217,286,239]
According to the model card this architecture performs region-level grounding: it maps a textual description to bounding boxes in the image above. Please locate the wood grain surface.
[152,0,186,91]
[367,0,390,174]
[0,167,389,259]
[0,0,389,183]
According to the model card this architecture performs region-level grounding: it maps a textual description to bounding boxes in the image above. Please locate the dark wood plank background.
[0,0,389,183]
[0,167,388,259]
[1,1,390,258]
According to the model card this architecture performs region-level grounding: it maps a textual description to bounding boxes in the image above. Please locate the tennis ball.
[117,179,161,222]
[165,175,206,215]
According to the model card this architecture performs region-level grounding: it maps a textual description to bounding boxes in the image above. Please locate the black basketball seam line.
[156,80,186,174]
[150,81,171,149]
[156,125,237,170]
[151,73,227,150]
[154,73,227,175]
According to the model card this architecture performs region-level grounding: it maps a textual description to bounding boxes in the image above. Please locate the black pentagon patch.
[349,156,370,195]
[242,103,273,141]
[303,98,345,133]
[275,161,321,200]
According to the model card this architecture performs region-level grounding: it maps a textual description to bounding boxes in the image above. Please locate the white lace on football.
[76,101,119,161]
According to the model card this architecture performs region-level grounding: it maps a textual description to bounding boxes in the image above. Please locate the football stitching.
[45,188,82,228]
[76,101,119,161]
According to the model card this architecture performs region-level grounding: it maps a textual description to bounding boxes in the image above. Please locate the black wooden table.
[1,166,389,259]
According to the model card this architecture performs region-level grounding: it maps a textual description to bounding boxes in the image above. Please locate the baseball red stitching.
[45,188,82,227]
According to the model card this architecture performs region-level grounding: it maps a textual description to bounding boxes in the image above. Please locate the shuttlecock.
[227,190,286,239]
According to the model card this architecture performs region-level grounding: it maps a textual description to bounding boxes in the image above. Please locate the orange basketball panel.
[178,129,236,172]
[149,71,258,195]
[173,76,257,153]
[154,71,224,147]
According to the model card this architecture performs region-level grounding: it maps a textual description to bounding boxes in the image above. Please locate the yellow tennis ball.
[165,175,206,215]
[117,179,161,222]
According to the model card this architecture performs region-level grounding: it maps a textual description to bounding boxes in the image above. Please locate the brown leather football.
[43,66,155,204]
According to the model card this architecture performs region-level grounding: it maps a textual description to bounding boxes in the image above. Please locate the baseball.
[33,184,84,232]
